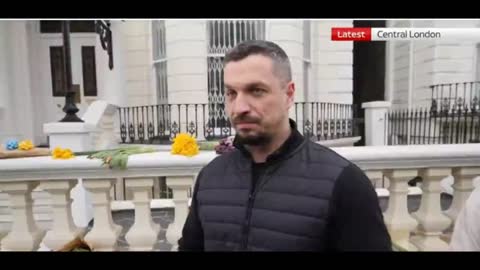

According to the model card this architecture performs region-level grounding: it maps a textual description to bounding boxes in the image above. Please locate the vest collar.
[233,119,305,164]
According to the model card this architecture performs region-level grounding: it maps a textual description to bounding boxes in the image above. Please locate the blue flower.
[5,139,18,150]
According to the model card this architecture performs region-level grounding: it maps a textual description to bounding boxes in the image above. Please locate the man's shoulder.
[199,149,241,176]
[302,141,369,185]
[304,140,352,169]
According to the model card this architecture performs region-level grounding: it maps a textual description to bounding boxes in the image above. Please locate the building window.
[40,21,96,33]
[207,20,265,127]
[49,46,66,97]
[49,45,98,98]
[152,20,168,104]
[82,46,98,96]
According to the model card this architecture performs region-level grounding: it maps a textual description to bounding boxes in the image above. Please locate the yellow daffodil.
[52,147,64,157]
[61,149,74,159]
[52,147,75,159]
[18,140,34,150]
[171,133,199,157]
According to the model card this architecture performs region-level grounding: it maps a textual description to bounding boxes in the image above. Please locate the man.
[449,185,480,251]
[178,40,392,251]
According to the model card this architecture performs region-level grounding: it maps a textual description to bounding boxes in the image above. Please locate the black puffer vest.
[195,138,351,251]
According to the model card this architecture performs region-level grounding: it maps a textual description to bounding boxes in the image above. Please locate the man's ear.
[286,81,295,108]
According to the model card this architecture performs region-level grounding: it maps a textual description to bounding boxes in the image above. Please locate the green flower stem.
[85,146,157,170]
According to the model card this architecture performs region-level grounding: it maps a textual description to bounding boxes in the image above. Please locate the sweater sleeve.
[177,171,205,251]
[326,164,392,251]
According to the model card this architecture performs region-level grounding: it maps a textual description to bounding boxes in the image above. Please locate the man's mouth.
[235,122,258,128]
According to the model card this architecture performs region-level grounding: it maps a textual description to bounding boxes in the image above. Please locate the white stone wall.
[389,19,480,109]
[1,19,356,146]
[312,20,353,104]
[165,20,208,104]
[0,22,7,110]
[26,21,47,144]
[389,20,411,109]
[0,21,17,143]
[133,19,355,108]
[0,21,35,144]
[414,20,479,107]
[96,21,128,108]
[164,20,208,139]
[123,20,155,107]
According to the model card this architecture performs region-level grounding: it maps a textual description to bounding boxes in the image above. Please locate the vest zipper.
[237,139,306,250]
[240,167,272,250]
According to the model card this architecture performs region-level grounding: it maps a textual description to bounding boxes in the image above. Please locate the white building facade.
[387,20,480,109]
[0,19,479,146]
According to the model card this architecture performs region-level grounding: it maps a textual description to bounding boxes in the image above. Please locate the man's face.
[224,54,295,145]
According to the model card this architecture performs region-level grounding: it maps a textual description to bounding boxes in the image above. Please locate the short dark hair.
[224,40,292,83]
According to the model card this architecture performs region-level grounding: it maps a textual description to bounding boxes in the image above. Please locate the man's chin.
[235,133,270,146]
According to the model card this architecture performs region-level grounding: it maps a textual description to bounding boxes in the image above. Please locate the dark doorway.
[353,20,386,146]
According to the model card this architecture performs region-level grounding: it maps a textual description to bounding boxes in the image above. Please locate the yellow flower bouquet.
[18,140,34,151]
[1,139,50,159]
[171,133,199,157]
[52,147,75,159]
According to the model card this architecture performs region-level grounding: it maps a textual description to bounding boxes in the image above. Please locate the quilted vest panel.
[196,141,349,251]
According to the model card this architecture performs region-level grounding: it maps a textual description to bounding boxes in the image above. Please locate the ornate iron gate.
[206,20,265,129]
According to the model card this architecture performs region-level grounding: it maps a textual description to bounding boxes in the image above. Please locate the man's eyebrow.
[244,82,268,89]
[225,82,268,90]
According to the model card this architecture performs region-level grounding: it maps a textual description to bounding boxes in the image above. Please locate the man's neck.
[247,121,292,163]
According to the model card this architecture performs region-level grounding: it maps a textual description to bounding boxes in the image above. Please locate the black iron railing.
[386,102,480,145]
[431,81,480,112]
[293,102,356,141]
[118,102,357,144]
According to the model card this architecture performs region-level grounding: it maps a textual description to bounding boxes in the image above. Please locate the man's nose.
[232,95,251,114]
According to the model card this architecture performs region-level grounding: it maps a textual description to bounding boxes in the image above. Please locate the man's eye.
[252,88,264,95]
[226,90,236,97]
